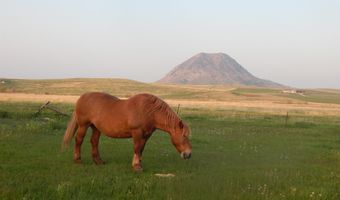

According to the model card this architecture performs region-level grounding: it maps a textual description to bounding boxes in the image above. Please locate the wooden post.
[35,101,69,116]
[45,106,69,116]
[35,101,51,115]
[176,104,181,115]
[285,112,289,126]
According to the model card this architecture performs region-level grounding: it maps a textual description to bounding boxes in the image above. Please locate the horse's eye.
[182,132,189,139]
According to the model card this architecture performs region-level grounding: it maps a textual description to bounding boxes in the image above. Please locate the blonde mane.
[143,94,180,129]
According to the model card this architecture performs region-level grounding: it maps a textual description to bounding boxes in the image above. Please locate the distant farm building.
[282,89,305,96]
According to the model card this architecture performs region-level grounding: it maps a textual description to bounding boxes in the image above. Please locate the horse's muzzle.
[181,151,192,160]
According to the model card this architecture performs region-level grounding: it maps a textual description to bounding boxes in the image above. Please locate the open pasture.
[2,78,340,105]
[1,101,340,199]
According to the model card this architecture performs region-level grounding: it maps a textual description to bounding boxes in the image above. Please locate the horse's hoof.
[133,165,143,172]
[74,159,82,164]
[93,158,106,165]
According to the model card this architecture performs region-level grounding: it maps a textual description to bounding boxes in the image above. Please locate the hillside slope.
[158,52,283,88]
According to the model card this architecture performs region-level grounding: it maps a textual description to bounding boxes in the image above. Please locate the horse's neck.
[154,110,179,134]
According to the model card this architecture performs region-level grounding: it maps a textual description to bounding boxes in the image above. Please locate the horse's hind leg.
[74,125,88,164]
[91,125,105,165]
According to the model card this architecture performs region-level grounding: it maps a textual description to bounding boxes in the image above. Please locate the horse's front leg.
[131,131,149,172]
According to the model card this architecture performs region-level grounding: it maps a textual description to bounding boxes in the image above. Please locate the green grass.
[1,102,340,199]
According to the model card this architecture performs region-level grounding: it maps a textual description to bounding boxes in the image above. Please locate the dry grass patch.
[2,92,340,116]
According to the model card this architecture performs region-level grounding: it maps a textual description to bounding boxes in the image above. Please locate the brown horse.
[62,92,192,171]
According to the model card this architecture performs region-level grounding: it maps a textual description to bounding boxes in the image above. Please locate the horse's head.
[171,120,192,160]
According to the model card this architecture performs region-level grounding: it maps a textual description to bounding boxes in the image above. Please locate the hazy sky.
[1,0,339,88]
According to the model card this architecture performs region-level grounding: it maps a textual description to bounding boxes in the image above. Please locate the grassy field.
[0,78,237,101]
[2,78,340,104]
[232,87,340,105]
[1,101,340,199]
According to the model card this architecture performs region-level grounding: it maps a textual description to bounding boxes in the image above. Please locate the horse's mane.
[143,94,179,129]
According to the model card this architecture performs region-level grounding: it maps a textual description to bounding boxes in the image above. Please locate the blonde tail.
[62,112,78,150]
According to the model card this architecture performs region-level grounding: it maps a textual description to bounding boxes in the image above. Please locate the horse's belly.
[91,114,142,138]
[105,131,132,138]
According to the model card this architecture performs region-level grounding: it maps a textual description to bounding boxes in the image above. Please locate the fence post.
[176,104,181,115]
[285,112,289,126]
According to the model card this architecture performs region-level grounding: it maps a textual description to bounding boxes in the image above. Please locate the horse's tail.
[62,111,78,150]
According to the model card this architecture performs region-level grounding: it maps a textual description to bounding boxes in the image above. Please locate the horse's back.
[76,92,161,118]
[126,93,160,108]
[77,92,119,109]
[78,92,119,102]
[75,92,120,123]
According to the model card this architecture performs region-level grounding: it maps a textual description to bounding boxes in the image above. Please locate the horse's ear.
[179,120,184,129]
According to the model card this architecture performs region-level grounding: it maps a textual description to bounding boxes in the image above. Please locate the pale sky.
[1,0,339,88]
